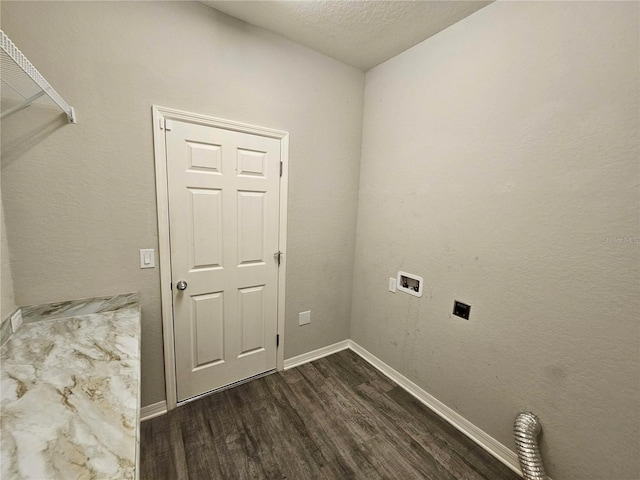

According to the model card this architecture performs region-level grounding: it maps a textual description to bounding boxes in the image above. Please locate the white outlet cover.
[389,277,397,292]
[299,311,311,326]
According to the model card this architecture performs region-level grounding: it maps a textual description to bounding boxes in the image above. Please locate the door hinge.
[280,161,283,177]
[274,251,282,266]
[159,118,173,131]
[276,334,280,347]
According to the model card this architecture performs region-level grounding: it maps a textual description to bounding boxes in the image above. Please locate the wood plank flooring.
[141,350,521,480]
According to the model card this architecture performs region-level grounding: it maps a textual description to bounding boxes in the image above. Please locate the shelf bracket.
[1,30,77,123]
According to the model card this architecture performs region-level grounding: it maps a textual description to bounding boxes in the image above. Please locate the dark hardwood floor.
[141,349,521,480]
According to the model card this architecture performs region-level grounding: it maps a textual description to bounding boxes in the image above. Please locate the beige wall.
[0,1,364,405]
[1,198,17,319]
[3,2,639,476]
[351,2,639,479]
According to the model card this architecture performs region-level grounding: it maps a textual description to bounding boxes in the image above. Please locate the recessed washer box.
[397,271,423,298]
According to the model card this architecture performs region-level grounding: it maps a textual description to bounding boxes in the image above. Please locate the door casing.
[152,105,289,410]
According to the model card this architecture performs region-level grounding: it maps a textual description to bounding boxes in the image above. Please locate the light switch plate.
[139,249,155,269]
[389,277,397,292]
[299,311,311,326]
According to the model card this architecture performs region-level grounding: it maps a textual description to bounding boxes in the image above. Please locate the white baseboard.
[145,340,350,420]
[284,338,522,477]
[140,400,167,422]
[148,339,523,477]
[347,340,522,477]
[283,339,350,370]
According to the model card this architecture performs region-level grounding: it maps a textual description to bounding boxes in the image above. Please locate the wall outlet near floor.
[10,309,23,333]
[389,277,397,292]
[299,311,311,326]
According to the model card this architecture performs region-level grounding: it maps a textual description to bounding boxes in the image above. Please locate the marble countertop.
[1,293,141,480]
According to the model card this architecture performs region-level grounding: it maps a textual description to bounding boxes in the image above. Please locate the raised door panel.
[238,286,265,356]
[237,191,266,266]
[186,140,222,174]
[237,149,266,177]
[191,292,224,368]
[188,188,223,270]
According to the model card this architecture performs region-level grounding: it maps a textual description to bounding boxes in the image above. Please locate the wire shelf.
[0,30,76,123]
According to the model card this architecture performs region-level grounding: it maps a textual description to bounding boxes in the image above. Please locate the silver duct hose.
[513,412,547,480]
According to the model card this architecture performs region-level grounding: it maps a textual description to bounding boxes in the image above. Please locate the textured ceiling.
[202,1,493,71]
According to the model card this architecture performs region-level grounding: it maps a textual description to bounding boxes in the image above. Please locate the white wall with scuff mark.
[351,2,639,479]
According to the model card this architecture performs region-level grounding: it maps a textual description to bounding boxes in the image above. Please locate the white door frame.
[152,105,289,411]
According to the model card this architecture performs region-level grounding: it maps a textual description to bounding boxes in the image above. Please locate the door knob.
[176,280,188,291]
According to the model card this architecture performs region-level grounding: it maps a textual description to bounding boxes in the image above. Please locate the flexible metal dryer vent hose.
[513,412,547,480]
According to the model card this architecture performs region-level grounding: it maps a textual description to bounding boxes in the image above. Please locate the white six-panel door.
[165,119,281,402]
